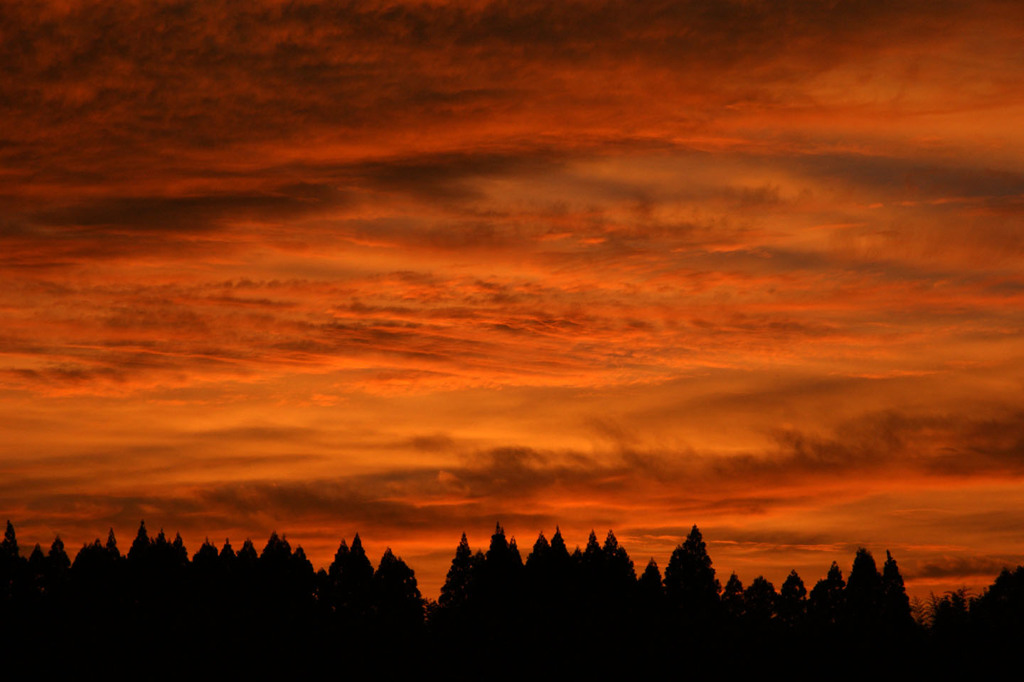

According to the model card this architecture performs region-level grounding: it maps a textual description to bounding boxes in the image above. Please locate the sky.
[3,0,1024,601]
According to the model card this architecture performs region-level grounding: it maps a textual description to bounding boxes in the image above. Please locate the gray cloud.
[914,556,1023,581]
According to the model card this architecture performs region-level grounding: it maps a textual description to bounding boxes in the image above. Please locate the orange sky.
[3,0,1024,601]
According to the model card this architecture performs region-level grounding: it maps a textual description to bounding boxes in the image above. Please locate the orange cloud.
[3,0,1024,601]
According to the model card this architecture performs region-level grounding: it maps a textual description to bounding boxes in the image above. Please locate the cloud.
[914,556,1024,582]
[4,0,1024,601]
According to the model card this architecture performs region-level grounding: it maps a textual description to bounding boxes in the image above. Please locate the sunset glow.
[3,0,1024,600]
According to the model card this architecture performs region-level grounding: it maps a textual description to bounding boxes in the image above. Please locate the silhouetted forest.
[2,520,1019,674]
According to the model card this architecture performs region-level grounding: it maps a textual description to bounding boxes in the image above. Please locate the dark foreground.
[3,521,1021,675]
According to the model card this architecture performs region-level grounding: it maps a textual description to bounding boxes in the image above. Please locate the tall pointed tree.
[105,528,120,559]
[603,530,636,596]
[127,521,151,562]
[638,559,664,600]
[2,521,18,559]
[328,539,349,581]
[845,548,883,633]
[219,538,236,564]
[334,533,374,621]
[881,550,913,633]
[808,561,846,628]
[373,547,424,632]
[0,520,20,602]
[663,525,720,620]
[439,533,478,611]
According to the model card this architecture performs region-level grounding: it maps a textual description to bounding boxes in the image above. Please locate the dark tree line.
[0,520,423,670]
[2,519,1022,673]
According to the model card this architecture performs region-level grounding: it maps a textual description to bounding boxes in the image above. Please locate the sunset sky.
[3,0,1024,600]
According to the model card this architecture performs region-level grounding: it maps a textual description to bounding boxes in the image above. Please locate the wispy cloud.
[3,0,1024,599]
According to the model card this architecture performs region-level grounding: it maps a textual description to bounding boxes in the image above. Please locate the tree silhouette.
[526,532,550,571]
[971,566,1024,648]
[329,533,374,625]
[2,521,17,559]
[743,576,777,629]
[580,530,604,603]
[509,536,523,567]
[193,538,219,568]
[880,550,913,636]
[477,523,525,640]
[260,532,292,565]
[602,530,636,596]
[373,547,423,634]
[845,548,883,635]
[105,529,120,559]
[722,572,745,620]
[127,520,151,562]
[808,561,846,629]
[778,570,807,630]
[23,544,47,628]
[27,544,45,586]
[638,558,664,602]
[171,533,188,567]
[46,536,70,573]
[637,557,665,621]
[439,533,477,611]
[929,588,971,645]
[328,539,349,582]
[238,539,259,566]
[1,521,21,604]
[663,525,721,624]
[7,519,1002,667]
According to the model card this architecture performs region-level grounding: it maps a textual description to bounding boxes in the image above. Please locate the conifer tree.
[581,530,604,600]
[664,525,721,619]
[778,570,807,629]
[550,527,569,559]
[584,530,602,564]
[638,559,664,599]
[27,544,46,594]
[0,521,19,603]
[292,546,313,576]
[2,521,18,559]
[193,539,219,567]
[808,561,846,628]
[373,548,423,631]
[603,530,636,594]
[881,550,913,633]
[334,533,374,621]
[128,521,151,562]
[329,539,349,580]
[636,557,667,648]
[845,548,883,632]
[347,534,375,585]
[722,572,745,619]
[171,533,188,567]
[105,528,120,559]
[744,576,777,628]
[48,536,71,575]
[439,533,477,610]
[509,537,523,567]
[486,523,509,562]
[479,523,524,630]
[238,539,258,561]
[528,532,550,562]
